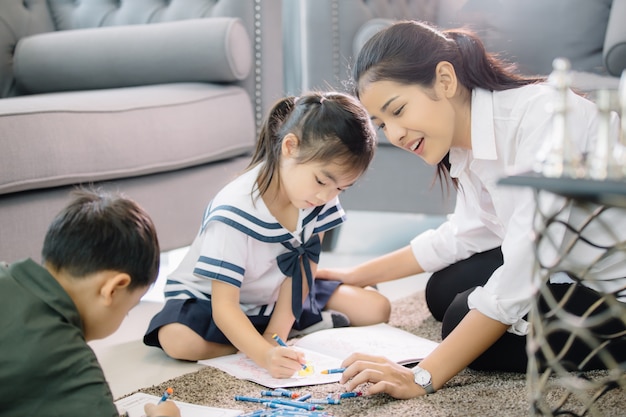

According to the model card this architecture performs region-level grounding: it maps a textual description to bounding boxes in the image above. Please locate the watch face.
[413,368,431,385]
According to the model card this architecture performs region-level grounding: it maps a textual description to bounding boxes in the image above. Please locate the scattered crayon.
[274,388,300,398]
[261,390,299,399]
[310,398,340,405]
[320,368,345,374]
[339,391,362,399]
[296,393,312,402]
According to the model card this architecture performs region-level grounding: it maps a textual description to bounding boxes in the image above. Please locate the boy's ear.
[435,61,458,98]
[99,272,132,306]
[281,133,300,158]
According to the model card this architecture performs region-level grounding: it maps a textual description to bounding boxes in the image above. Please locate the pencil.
[272,333,308,371]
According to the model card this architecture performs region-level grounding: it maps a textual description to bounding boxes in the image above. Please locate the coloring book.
[115,392,242,417]
[199,323,439,388]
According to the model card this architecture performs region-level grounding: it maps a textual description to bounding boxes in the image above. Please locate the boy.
[0,188,180,417]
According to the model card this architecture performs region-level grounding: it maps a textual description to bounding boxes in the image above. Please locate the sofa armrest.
[604,0,626,76]
[13,17,251,94]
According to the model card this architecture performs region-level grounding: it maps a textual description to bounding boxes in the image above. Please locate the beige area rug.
[130,292,625,416]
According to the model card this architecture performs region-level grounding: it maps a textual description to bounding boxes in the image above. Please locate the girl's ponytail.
[248,96,297,197]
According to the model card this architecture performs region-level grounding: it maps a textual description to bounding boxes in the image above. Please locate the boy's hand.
[144,401,181,417]
[265,346,306,378]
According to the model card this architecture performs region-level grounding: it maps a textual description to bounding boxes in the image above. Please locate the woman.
[316,20,626,399]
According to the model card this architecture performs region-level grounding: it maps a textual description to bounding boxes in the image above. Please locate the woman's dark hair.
[42,187,160,290]
[353,20,545,188]
[248,91,377,198]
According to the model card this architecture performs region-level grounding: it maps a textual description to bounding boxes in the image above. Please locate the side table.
[499,172,626,416]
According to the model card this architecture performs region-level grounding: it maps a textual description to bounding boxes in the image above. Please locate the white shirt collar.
[449,88,498,178]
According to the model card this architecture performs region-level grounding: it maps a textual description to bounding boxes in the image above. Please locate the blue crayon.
[339,391,362,399]
[269,398,318,411]
[320,367,345,374]
[262,390,290,398]
[310,398,340,405]
[296,393,312,402]
[272,334,308,371]
[235,395,266,403]
[263,389,300,399]
[239,409,267,417]
[158,387,173,404]
[270,411,329,417]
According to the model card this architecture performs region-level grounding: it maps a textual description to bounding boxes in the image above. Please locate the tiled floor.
[89,211,446,399]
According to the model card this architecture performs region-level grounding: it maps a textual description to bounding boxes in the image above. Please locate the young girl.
[144,91,390,378]
[316,20,626,398]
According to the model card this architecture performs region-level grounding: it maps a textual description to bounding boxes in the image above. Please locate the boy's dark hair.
[248,91,377,198]
[42,188,160,290]
[353,20,545,189]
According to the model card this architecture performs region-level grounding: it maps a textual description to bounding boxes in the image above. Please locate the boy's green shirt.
[0,259,118,417]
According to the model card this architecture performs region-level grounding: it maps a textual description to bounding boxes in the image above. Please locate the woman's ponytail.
[444,29,542,91]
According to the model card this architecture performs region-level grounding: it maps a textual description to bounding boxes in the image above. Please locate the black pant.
[425,247,626,372]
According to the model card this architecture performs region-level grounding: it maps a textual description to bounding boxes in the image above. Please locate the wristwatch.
[412,365,435,394]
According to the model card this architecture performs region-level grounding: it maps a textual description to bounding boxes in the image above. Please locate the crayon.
[274,388,300,398]
[238,410,267,417]
[272,334,308,371]
[261,390,299,398]
[235,395,267,403]
[309,398,340,405]
[320,367,345,374]
[296,393,312,402]
[339,391,362,399]
[265,398,318,411]
[158,387,173,404]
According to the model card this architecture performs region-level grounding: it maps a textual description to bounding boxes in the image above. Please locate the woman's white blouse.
[410,85,626,335]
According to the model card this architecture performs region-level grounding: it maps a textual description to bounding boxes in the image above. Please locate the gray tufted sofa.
[283,0,626,215]
[0,0,284,263]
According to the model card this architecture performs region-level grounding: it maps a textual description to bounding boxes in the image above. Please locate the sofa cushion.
[604,0,626,76]
[13,18,252,94]
[0,83,255,195]
[438,0,613,76]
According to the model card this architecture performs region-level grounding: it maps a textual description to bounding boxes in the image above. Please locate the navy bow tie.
[277,234,321,319]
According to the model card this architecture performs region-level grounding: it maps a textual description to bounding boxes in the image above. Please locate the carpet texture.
[131,292,625,416]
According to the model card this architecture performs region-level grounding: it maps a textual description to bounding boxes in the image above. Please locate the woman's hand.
[144,401,181,417]
[340,353,422,399]
[316,266,361,285]
[317,246,424,288]
[265,346,307,378]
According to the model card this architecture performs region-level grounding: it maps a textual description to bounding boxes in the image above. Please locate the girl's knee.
[374,292,392,322]
[157,323,208,361]
[359,290,391,324]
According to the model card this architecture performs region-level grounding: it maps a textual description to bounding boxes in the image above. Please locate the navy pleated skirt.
[143,279,341,348]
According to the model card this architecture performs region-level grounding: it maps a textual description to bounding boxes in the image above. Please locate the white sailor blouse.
[165,163,346,319]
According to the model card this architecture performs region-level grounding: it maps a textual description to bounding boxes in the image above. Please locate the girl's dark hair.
[248,91,377,197]
[42,188,160,290]
[353,20,545,188]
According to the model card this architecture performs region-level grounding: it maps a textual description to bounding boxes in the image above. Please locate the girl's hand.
[265,346,307,378]
[340,353,422,399]
[144,401,181,417]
